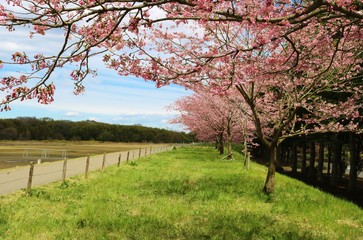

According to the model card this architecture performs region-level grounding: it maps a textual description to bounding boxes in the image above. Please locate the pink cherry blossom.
[0,0,362,193]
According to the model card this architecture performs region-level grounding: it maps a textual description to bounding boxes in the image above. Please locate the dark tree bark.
[308,141,316,180]
[317,143,325,182]
[301,141,307,178]
[348,133,358,193]
[243,141,249,168]
[226,116,233,159]
[277,144,283,164]
[292,142,298,175]
[219,143,224,154]
[330,138,342,186]
[264,144,277,194]
[287,145,292,164]
[218,133,224,155]
[226,143,233,159]
[327,145,332,176]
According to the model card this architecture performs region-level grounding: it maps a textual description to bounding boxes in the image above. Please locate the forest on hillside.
[0,117,194,143]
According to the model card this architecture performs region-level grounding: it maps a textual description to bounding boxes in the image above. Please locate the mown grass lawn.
[0,146,362,239]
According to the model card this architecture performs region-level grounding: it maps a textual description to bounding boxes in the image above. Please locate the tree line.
[0,117,194,143]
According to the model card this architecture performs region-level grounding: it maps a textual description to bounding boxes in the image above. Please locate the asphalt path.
[0,146,168,196]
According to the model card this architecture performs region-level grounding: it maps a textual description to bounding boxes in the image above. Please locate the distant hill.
[0,117,194,143]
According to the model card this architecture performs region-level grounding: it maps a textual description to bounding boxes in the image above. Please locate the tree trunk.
[219,142,224,154]
[301,141,307,178]
[243,141,249,169]
[226,117,233,159]
[317,143,325,182]
[218,133,224,155]
[327,145,332,176]
[263,145,277,194]
[226,141,233,160]
[242,118,250,169]
[348,133,358,193]
[308,141,316,180]
[286,145,292,164]
[330,139,342,186]
[280,144,285,164]
[291,142,298,175]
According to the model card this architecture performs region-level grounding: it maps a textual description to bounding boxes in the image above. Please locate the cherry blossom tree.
[200,22,363,192]
[160,17,362,192]
[170,91,245,159]
[0,0,362,193]
[0,1,362,107]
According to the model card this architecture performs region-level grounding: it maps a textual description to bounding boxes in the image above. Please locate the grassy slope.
[0,146,362,240]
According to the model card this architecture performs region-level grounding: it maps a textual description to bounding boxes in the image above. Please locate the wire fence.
[0,145,178,195]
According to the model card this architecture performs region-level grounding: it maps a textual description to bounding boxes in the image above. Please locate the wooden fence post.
[139,148,142,158]
[126,151,130,163]
[85,155,90,179]
[117,154,121,167]
[102,153,106,170]
[26,161,35,193]
[62,158,68,182]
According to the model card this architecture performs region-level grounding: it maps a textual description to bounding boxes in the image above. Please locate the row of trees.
[0,1,362,193]
[169,92,248,160]
[276,132,363,193]
[0,117,194,143]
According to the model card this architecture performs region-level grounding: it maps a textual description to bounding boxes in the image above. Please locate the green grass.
[0,146,362,239]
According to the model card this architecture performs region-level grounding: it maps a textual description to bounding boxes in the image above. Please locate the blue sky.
[0,27,190,131]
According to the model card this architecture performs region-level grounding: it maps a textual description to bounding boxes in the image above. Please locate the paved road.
[0,146,170,196]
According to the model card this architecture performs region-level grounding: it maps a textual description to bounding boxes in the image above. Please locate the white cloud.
[0,11,193,130]
[0,27,67,60]
[87,117,98,121]
[65,111,81,117]
[107,112,182,130]
[0,41,35,53]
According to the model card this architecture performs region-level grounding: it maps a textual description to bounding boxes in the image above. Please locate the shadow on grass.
[142,174,264,200]
[75,199,318,240]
